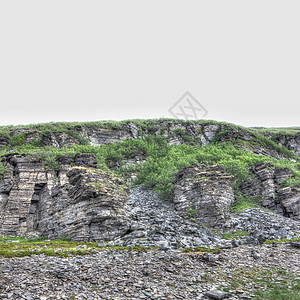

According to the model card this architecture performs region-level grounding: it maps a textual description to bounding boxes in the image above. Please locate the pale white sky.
[0,1,299,127]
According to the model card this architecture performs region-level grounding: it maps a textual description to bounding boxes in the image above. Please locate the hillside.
[0,118,299,238]
[0,119,300,299]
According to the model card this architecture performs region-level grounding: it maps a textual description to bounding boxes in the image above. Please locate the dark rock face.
[87,123,139,146]
[0,136,10,149]
[251,162,276,208]
[277,186,300,220]
[74,153,98,168]
[240,162,300,221]
[41,132,77,148]
[1,121,300,244]
[173,163,235,228]
[0,154,52,236]
[271,133,300,157]
[24,131,41,144]
[0,153,299,246]
[0,154,130,240]
[38,167,130,241]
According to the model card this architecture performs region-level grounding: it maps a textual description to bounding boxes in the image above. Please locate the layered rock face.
[173,163,235,228]
[0,154,130,240]
[240,162,300,221]
[0,153,299,245]
[0,154,57,236]
[268,132,300,157]
[2,121,300,160]
[0,136,10,148]
[0,120,299,243]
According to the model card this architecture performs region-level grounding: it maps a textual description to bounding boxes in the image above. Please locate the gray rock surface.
[40,132,77,148]
[0,154,130,241]
[223,208,300,245]
[38,166,131,241]
[0,243,299,299]
[122,187,217,249]
[268,132,300,157]
[173,163,235,228]
[206,289,229,299]
[125,188,300,249]
[1,153,299,248]
[240,162,300,220]
[0,135,10,149]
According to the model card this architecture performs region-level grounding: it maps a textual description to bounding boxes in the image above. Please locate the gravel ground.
[0,243,299,300]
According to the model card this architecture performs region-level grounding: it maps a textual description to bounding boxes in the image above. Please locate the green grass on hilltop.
[0,119,300,202]
[252,127,300,137]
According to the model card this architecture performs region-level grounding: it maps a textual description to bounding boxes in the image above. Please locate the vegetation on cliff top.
[0,119,299,201]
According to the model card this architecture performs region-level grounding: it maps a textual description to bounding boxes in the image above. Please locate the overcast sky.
[0,1,299,127]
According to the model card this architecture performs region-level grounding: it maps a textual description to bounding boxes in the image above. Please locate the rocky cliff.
[0,119,299,247]
[0,153,130,241]
[1,120,299,157]
[173,163,235,228]
[240,162,300,221]
[262,130,300,157]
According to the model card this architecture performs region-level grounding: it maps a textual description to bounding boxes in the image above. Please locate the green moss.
[264,237,300,244]
[59,234,72,241]
[221,230,249,240]
[181,246,221,253]
[253,269,300,300]
[0,236,159,258]
[250,132,299,161]
[218,267,300,299]
[0,163,6,177]
[231,194,262,212]
[211,128,230,143]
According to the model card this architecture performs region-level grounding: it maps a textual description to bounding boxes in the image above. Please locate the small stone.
[204,253,218,262]
[76,245,87,250]
[231,239,239,248]
[206,289,230,299]
[289,242,300,248]
[251,252,261,259]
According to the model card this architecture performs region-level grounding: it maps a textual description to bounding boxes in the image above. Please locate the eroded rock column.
[173,162,235,228]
